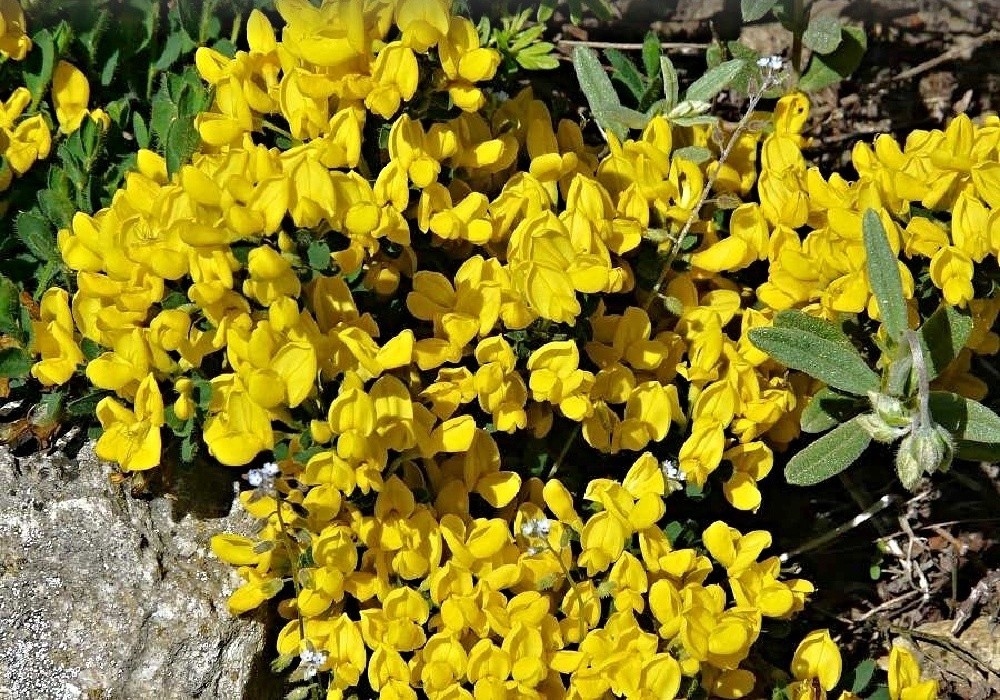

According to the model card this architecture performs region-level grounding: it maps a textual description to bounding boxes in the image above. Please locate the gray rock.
[0,442,280,700]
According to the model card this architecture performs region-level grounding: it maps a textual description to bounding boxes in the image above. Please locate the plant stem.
[905,330,931,429]
[642,89,766,313]
[272,489,306,640]
[791,0,805,75]
[547,423,581,480]
[542,536,587,642]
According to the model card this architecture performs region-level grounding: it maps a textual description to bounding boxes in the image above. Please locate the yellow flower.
[930,245,974,306]
[94,373,165,471]
[527,340,594,421]
[438,16,500,112]
[202,374,275,466]
[790,629,842,692]
[30,288,84,386]
[52,61,91,134]
[365,41,419,118]
[395,0,451,52]
[4,113,50,174]
[888,645,938,700]
[0,0,32,60]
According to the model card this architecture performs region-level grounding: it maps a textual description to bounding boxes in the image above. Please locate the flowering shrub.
[5,0,997,697]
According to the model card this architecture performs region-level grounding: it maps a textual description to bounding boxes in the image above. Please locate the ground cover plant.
[2,0,999,698]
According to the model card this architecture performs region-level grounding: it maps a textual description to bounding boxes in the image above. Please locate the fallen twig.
[951,569,1000,636]
[892,30,1000,81]
[557,39,708,54]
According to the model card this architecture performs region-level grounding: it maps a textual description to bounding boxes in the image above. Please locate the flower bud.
[868,392,912,429]
[858,411,911,444]
[895,423,954,490]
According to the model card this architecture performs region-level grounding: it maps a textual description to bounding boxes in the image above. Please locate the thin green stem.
[546,423,581,480]
[272,487,306,640]
[643,88,766,313]
[791,0,805,75]
[542,536,587,642]
[262,119,296,142]
[905,330,931,429]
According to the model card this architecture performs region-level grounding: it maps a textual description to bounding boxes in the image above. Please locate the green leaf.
[0,277,21,337]
[798,25,867,92]
[929,392,1000,445]
[100,47,120,86]
[773,309,855,349]
[642,31,661,78]
[684,59,745,103]
[0,348,32,378]
[38,188,76,229]
[800,388,862,433]
[567,0,583,24]
[133,112,151,149]
[748,326,880,396]
[785,416,872,486]
[862,208,907,342]
[154,30,193,71]
[573,46,620,117]
[66,391,108,418]
[164,118,201,178]
[23,28,56,108]
[802,15,843,54]
[34,259,63,298]
[954,440,1000,461]
[307,241,331,271]
[741,0,779,21]
[917,305,973,381]
[660,56,679,112]
[15,210,59,263]
[181,433,199,462]
[584,0,614,20]
[515,43,559,71]
[849,659,877,694]
[672,146,712,164]
[605,48,646,101]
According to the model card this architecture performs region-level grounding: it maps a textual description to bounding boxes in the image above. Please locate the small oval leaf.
[862,208,908,342]
[749,326,881,396]
[785,417,872,486]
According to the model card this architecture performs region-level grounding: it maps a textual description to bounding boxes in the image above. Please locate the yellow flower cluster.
[21,0,990,696]
[1,53,107,194]
[788,630,937,700]
[215,452,813,699]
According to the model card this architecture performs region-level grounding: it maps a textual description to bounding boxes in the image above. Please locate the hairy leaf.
[642,31,661,78]
[0,348,32,379]
[749,326,880,396]
[785,416,872,486]
[800,388,863,433]
[660,56,679,112]
[605,48,646,101]
[685,59,745,103]
[802,15,843,54]
[15,210,59,263]
[862,208,907,342]
[929,392,1000,445]
[773,309,855,348]
[573,46,621,132]
[917,305,973,381]
[741,0,779,21]
[799,25,867,92]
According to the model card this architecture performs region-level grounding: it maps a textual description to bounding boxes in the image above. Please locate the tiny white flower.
[299,648,328,680]
[262,461,281,476]
[535,517,552,537]
[521,520,537,538]
[527,544,544,556]
[246,469,265,487]
[757,55,784,71]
